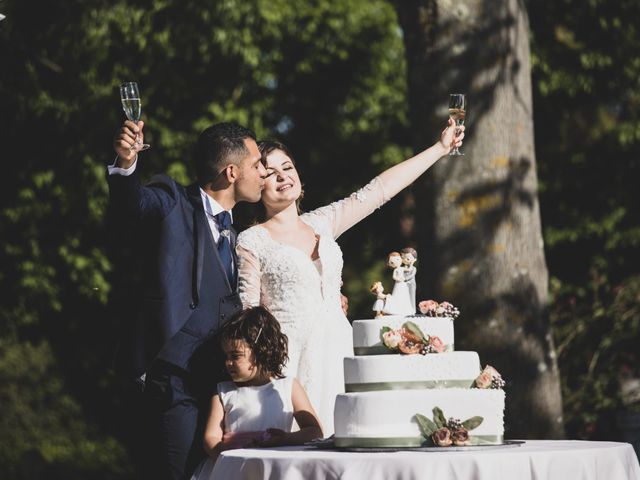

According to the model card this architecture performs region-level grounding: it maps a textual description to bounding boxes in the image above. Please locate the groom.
[107,119,266,479]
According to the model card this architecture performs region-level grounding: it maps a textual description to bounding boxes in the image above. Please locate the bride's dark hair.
[219,306,289,379]
[253,140,304,222]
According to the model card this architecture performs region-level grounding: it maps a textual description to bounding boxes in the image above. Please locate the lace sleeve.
[236,244,261,308]
[305,176,389,239]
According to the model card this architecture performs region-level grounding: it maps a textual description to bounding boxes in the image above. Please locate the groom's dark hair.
[194,122,256,186]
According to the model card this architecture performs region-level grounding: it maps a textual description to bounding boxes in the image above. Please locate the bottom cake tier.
[334,388,505,447]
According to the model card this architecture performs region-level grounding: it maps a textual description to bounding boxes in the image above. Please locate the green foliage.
[403,321,428,343]
[0,340,130,478]
[530,0,640,440]
[531,0,640,286]
[461,416,483,431]
[433,406,446,429]
[550,274,640,438]
[0,0,407,476]
[415,413,438,437]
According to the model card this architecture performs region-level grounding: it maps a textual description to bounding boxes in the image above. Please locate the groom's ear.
[224,163,238,184]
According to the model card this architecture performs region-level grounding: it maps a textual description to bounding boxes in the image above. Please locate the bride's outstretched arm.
[378,119,463,200]
[307,119,463,239]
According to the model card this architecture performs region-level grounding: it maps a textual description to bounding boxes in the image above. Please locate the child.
[193,306,323,476]
[369,281,388,317]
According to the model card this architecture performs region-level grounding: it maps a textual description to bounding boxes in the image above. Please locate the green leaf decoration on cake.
[414,407,486,447]
[403,321,428,343]
[433,407,446,428]
[462,416,484,430]
[415,413,438,437]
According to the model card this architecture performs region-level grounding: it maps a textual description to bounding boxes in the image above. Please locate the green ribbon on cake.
[334,435,504,448]
[354,344,454,356]
[345,379,475,392]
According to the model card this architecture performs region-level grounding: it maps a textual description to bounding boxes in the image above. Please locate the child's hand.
[255,428,287,447]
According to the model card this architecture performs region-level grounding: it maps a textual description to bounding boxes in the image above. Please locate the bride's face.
[261,149,303,210]
[388,255,402,268]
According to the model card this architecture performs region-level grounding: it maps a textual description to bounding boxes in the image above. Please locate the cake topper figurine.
[369,281,388,318]
[381,249,417,316]
[401,247,417,310]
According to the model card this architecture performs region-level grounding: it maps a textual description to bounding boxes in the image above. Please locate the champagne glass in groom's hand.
[119,81,150,151]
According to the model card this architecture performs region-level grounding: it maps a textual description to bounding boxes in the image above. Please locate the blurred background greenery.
[0,0,638,477]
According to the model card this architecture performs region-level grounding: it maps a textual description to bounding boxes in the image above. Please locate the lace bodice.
[236,176,389,316]
[235,176,389,434]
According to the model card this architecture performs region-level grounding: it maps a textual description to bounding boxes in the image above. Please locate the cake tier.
[344,351,480,392]
[352,315,455,355]
[334,388,505,447]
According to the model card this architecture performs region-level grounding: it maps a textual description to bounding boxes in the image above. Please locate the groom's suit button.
[189,302,196,309]
[221,313,225,319]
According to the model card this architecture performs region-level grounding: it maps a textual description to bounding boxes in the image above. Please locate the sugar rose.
[452,429,470,446]
[418,300,438,314]
[475,365,499,389]
[483,365,499,378]
[398,339,422,354]
[429,335,446,353]
[382,330,402,349]
[432,427,452,447]
[475,371,492,389]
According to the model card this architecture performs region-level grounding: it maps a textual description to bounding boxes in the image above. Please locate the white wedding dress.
[236,176,389,435]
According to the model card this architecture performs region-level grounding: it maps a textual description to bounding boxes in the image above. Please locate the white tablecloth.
[208,440,640,480]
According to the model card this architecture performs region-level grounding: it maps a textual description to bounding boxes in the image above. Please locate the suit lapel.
[187,184,233,294]
[230,226,239,290]
[187,185,207,302]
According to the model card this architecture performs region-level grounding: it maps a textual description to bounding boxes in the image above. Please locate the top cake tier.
[352,315,455,355]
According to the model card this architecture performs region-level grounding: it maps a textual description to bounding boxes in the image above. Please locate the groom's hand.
[113,120,144,167]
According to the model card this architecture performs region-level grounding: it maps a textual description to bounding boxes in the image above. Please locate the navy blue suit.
[107,169,241,479]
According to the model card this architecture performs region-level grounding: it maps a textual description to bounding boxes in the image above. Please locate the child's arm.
[257,378,323,447]
[203,394,225,461]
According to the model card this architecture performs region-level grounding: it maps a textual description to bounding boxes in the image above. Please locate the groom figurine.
[107,119,266,479]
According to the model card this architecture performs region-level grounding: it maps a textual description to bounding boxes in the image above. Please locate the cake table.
[208,440,640,480]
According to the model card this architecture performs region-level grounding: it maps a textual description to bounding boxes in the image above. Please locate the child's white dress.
[219,377,294,433]
[191,377,294,479]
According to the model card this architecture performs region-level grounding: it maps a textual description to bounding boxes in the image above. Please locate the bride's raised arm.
[306,119,463,239]
[378,119,460,202]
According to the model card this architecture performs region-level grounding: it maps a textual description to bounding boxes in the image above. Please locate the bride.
[236,119,464,434]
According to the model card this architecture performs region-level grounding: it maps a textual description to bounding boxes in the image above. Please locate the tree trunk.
[394,0,565,438]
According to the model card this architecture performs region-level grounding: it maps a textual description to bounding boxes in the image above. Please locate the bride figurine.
[369,281,388,318]
[401,247,417,311]
[382,251,415,316]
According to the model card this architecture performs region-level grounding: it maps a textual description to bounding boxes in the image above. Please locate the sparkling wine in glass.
[448,93,466,156]
[119,81,150,151]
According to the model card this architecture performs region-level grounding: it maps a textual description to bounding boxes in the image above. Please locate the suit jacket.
[107,170,242,380]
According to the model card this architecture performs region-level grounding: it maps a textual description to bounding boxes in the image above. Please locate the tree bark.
[394,0,565,438]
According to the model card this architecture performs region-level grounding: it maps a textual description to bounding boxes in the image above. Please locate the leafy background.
[1,0,638,477]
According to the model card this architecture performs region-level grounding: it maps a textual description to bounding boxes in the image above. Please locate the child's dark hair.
[219,306,288,378]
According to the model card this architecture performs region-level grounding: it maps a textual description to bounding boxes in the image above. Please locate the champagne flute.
[119,81,150,151]
[448,93,466,156]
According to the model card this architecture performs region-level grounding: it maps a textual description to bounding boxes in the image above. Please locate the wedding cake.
[333,251,506,448]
